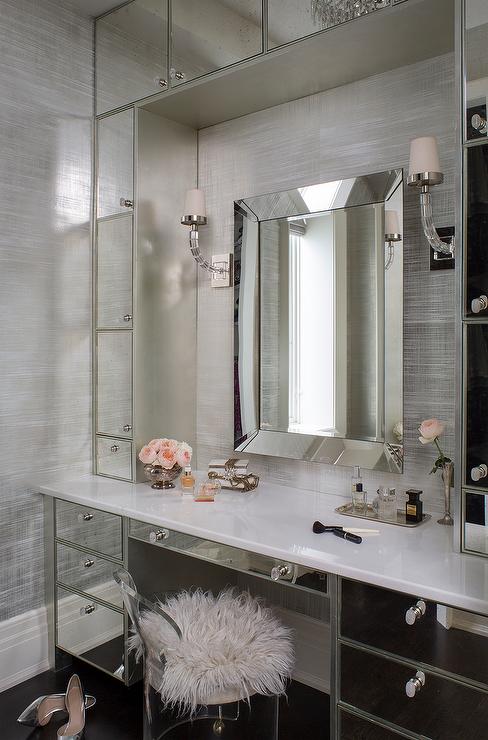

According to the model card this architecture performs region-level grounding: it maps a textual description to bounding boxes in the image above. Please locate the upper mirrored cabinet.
[464,0,488,141]
[267,0,387,49]
[170,0,262,87]
[96,0,168,115]
[234,170,404,473]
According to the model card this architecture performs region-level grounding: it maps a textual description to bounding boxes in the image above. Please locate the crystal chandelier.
[311,0,387,29]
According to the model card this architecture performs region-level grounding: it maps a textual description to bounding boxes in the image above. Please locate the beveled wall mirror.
[234,169,404,473]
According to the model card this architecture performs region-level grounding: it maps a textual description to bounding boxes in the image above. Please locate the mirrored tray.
[335,503,431,528]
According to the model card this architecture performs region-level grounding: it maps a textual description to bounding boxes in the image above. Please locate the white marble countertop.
[39,473,488,615]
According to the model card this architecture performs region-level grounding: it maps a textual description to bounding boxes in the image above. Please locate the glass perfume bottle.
[180,466,195,495]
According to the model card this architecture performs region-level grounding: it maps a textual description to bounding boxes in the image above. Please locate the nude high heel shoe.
[57,674,86,740]
[17,690,95,728]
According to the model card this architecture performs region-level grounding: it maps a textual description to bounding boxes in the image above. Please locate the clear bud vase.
[438,461,454,526]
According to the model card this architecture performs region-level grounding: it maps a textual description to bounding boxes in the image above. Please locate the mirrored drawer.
[96,331,132,439]
[340,643,488,740]
[96,436,132,481]
[55,499,123,560]
[129,520,327,595]
[56,586,125,680]
[56,543,122,609]
[340,709,410,739]
[97,109,133,219]
[340,578,488,687]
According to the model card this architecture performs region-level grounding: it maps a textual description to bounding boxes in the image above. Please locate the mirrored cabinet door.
[170,0,262,86]
[96,0,168,115]
[97,109,134,219]
[96,437,132,480]
[464,0,488,141]
[466,143,488,316]
[464,490,488,556]
[96,331,133,438]
[267,0,385,49]
[97,215,133,329]
[465,324,488,488]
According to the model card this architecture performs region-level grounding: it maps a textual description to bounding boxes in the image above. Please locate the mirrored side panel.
[96,0,168,115]
[464,0,488,141]
[97,109,134,219]
[463,490,488,556]
[171,0,262,86]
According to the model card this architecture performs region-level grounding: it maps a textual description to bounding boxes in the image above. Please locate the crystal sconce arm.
[181,188,232,287]
[407,136,454,263]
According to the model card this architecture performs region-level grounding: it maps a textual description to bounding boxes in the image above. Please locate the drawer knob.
[471,113,488,135]
[405,670,426,698]
[111,445,120,453]
[80,603,96,616]
[271,564,292,581]
[405,599,426,625]
[119,198,133,208]
[471,464,488,482]
[157,78,167,88]
[123,424,132,432]
[149,529,169,543]
[170,68,185,81]
[471,295,488,314]
[78,512,94,522]
[83,558,95,568]
[123,314,132,322]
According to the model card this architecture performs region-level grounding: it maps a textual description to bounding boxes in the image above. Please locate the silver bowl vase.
[143,463,182,490]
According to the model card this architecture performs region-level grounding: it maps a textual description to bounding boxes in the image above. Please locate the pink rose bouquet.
[138,438,192,470]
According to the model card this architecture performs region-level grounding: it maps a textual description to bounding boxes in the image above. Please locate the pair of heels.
[17,674,94,739]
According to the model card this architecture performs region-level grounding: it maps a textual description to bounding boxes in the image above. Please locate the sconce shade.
[385,210,400,236]
[408,136,441,176]
[183,188,206,219]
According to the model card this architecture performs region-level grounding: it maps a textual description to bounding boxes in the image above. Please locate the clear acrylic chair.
[114,568,280,740]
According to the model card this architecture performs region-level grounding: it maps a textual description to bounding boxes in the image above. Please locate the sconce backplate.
[211,253,233,288]
[430,226,455,271]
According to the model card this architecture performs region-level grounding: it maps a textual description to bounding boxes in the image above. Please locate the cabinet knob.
[111,444,120,453]
[123,424,132,432]
[123,314,132,322]
[405,670,425,698]
[149,529,169,543]
[471,113,487,135]
[471,464,488,482]
[80,603,96,616]
[78,512,93,522]
[83,558,94,568]
[157,78,167,88]
[405,599,426,625]
[471,295,488,314]
[170,67,185,81]
[119,198,133,208]
[271,564,292,581]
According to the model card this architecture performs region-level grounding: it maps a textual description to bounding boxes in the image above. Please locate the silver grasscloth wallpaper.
[0,0,93,621]
[197,52,456,511]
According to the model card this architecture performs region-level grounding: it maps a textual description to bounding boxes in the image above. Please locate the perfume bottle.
[406,489,423,523]
[181,466,195,495]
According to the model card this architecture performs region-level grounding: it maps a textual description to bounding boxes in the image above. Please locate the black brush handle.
[332,529,362,544]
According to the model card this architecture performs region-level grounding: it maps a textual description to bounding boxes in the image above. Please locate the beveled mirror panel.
[96,215,133,329]
[463,490,488,556]
[96,331,133,439]
[234,170,403,472]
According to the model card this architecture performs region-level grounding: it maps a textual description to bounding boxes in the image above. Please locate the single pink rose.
[418,418,445,445]
[176,442,192,468]
[158,447,177,469]
[139,444,158,464]
[160,438,178,452]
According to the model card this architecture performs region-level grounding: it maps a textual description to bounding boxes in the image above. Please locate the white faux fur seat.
[127,586,294,716]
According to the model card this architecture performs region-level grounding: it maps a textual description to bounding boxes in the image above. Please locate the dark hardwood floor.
[2,659,328,740]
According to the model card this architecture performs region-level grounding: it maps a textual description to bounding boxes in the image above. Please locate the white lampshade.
[183,188,206,218]
[385,210,400,235]
[408,136,441,176]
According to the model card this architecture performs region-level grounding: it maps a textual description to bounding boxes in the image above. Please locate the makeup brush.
[312,521,362,544]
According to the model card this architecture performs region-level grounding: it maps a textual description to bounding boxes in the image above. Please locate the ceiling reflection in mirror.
[234,170,403,473]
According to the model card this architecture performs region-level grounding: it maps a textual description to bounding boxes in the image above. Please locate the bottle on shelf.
[180,465,195,495]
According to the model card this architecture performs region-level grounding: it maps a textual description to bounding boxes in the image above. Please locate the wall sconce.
[407,136,454,265]
[384,210,401,271]
[181,189,232,287]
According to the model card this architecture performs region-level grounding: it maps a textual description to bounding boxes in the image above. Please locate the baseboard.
[0,607,49,693]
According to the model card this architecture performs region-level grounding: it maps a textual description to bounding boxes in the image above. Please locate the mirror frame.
[233,169,404,473]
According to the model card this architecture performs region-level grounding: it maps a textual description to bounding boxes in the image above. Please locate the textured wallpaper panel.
[0,0,93,620]
[197,53,456,511]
